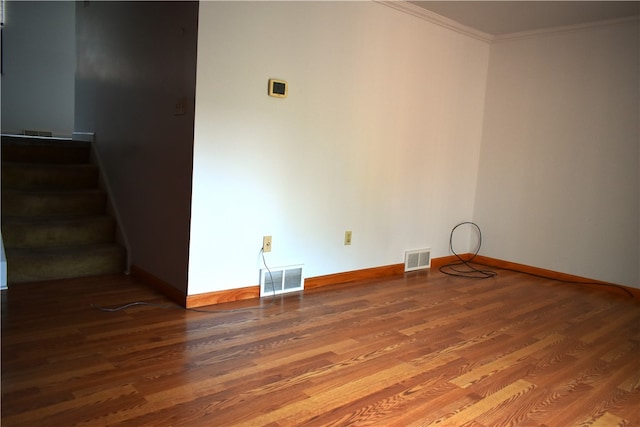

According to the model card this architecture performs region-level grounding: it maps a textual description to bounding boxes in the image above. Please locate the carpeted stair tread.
[5,244,126,283]
[2,215,116,248]
[2,189,107,217]
[1,136,91,164]
[2,162,99,190]
[2,136,127,284]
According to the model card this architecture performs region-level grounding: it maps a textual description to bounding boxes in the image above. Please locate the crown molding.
[375,1,493,43]
[376,1,639,44]
[492,15,640,43]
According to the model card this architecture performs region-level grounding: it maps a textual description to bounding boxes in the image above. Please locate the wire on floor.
[93,247,278,313]
[473,260,635,298]
[439,222,634,298]
[439,221,497,279]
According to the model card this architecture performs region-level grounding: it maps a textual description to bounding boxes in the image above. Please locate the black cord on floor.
[438,222,634,298]
[439,221,497,279]
[93,247,279,314]
[473,260,635,298]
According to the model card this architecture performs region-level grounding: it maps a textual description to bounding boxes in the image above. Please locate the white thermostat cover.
[268,79,288,98]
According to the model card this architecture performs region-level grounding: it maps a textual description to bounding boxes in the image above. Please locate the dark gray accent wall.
[75,1,198,293]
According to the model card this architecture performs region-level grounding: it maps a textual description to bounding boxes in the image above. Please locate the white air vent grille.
[260,264,304,297]
[404,249,431,272]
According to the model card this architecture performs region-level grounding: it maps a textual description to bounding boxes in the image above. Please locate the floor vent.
[24,130,53,137]
[404,249,431,272]
[260,264,304,297]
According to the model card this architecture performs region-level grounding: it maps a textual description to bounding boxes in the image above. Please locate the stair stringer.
[75,132,132,274]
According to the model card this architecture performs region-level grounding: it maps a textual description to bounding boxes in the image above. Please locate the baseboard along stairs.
[1,135,127,284]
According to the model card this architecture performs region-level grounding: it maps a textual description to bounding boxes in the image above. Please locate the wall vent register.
[404,249,431,272]
[260,264,303,297]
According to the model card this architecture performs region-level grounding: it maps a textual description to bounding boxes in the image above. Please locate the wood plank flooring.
[2,268,639,426]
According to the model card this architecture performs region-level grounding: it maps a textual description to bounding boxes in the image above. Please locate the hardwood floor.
[2,268,639,426]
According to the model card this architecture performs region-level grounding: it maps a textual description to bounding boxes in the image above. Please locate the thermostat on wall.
[268,79,288,98]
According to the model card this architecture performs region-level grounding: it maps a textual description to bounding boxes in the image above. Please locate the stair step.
[2,189,107,217]
[1,136,128,284]
[2,216,116,249]
[2,162,99,191]
[5,244,126,283]
[1,136,91,164]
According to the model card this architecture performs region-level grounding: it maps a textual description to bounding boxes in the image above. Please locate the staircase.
[1,135,127,284]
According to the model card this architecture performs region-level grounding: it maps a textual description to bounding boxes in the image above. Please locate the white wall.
[474,19,640,288]
[75,1,198,292]
[1,1,75,137]
[190,2,490,295]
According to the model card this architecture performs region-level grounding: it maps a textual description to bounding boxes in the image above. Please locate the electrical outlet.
[344,231,352,245]
[263,235,272,252]
[174,97,186,116]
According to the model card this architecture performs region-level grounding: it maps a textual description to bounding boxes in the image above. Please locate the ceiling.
[408,1,640,36]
